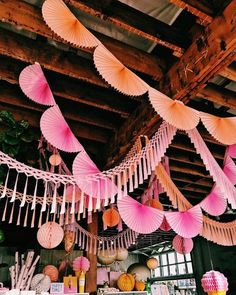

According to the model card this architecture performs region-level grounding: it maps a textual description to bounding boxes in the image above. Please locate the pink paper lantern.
[66,185,81,203]
[201,270,228,293]
[172,235,193,254]
[159,217,171,231]
[37,222,64,249]
[73,256,90,272]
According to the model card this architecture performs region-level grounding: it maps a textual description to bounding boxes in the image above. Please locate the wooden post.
[86,213,98,294]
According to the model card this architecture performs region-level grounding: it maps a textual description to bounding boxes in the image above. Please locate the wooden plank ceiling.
[0,0,236,248]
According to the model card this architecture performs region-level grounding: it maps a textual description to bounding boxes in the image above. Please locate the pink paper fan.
[227,144,236,158]
[93,45,148,96]
[73,256,90,272]
[172,235,193,254]
[117,195,164,234]
[42,0,100,48]
[159,217,171,231]
[149,88,199,130]
[165,205,203,238]
[73,150,117,199]
[200,112,236,145]
[19,63,56,106]
[200,186,227,216]
[223,155,236,185]
[40,105,84,153]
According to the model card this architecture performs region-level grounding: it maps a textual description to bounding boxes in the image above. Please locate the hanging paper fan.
[117,195,164,234]
[200,186,227,216]
[165,205,203,238]
[172,235,193,254]
[40,105,84,153]
[72,150,117,199]
[223,155,236,185]
[42,0,100,48]
[200,112,236,145]
[159,217,171,232]
[19,63,56,106]
[227,144,236,158]
[93,45,148,96]
[148,88,199,130]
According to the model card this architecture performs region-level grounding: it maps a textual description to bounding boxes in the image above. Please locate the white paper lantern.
[30,274,51,293]
[37,222,64,249]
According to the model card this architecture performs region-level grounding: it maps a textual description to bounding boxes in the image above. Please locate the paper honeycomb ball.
[43,265,59,282]
[116,248,128,261]
[97,249,116,265]
[173,235,193,254]
[146,257,159,269]
[117,273,135,291]
[102,208,120,227]
[30,274,51,293]
[201,270,228,293]
[37,222,64,249]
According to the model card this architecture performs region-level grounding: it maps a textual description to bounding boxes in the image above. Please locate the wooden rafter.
[219,64,236,82]
[105,0,236,167]
[0,0,164,80]
[69,0,190,56]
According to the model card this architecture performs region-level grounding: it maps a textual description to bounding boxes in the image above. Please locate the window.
[153,250,194,278]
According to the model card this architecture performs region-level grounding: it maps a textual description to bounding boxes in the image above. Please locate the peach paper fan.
[19,63,56,106]
[200,112,236,145]
[165,205,203,238]
[42,0,100,48]
[40,105,84,153]
[148,88,200,130]
[93,45,149,96]
[117,195,164,234]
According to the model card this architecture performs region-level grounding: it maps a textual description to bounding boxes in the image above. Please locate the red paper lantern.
[102,208,120,227]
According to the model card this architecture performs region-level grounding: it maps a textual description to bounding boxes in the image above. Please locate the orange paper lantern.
[117,273,135,291]
[102,208,120,227]
[43,265,59,282]
[146,257,159,270]
[145,199,163,211]
[134,281,145,291]
[49,154,62,166]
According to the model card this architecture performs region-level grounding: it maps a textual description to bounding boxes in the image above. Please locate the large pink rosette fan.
[172,235,193,254]
[200,112,236,145]
[19,63,56,106]
[165,205,203,238]
[223,155,236,185]
[148,88,200,130]
[93,45,148,96]
[40,105,84,153]
[200,186,227,216]
[117,195,164,234]
[73,150,117,199]
[42,0,100,48]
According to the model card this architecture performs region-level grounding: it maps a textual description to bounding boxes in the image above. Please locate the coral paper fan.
[223,155,236,185]
[73,256,90,272]
[73,150,117,199]
[200,112,236,145]
[117,195,164,234]
[42,0,100,48]
[200,186,227,216]
[19,63,55,106]
[172,235,193,254]
[149,88,200,130]
[165,205,203,238]
[93,45,148,96]
[40,105,84,153]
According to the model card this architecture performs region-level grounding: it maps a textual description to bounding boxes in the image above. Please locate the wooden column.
[86,213,98,294]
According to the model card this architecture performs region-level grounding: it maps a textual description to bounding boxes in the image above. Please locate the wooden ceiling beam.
[0,81,122,131]
[0,104,110,143]
[0,0,163,80]
[70,0,189,56]
[196,83,236,109]
[0,56,137,118]
[105,0,236,168]
[179,186,210,194]
[218,64,236,82]
[170,163,212,178]
[172,176,213,188]
[169,0,213,25]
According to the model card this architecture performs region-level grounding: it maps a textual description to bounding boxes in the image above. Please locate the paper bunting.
[19,63,56,106]
[93,45,149,96]
[200,186,227,216]
[172,235,193,254]
[40,105,84,153]
[42,0,100,48]
[149,88,200,130]
[223,155,236,185]
[200,112,236,145]
[73,150,117,200]
[117,195,164,234]
[165,206,203,238]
